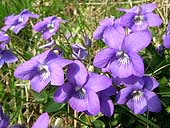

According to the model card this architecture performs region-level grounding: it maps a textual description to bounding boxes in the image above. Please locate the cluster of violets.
[1,3,170,128]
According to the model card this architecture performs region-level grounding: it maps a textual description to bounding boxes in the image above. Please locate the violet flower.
[93,30,151,78]
[0,31,9,49]
[93,17,125,48]
[71,44,88,60]
[119,3,162,32]
[39,38,55,49]
[54,60,112,115]
[97,86,115,117]
[33,16,65,40]
[163,23,170,48]
[117,76,162,114]
[0,106,9,128]
[32,112,49,128]
[83,34,91,48]
[2,9,39,34]
[0,49,18,68]
[14,49,72,93]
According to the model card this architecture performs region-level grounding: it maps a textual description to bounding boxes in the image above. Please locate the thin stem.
[150,63,170,75]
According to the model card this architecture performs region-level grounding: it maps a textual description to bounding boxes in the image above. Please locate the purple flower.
[0,106,9,128]
[119,3,162,32]
[33,16,65,40]
[0,49,18,68]
[71,44,88,60]
[0,31,10,49]
[155,43,164,56]
[14,49,72,93]
[97,86,115,117]
[163,23,170,48]
[117,76,162,114]
[32,112,49,128]
[83,34,91,48]
[54,60,112,115]
[2,9,39,34]
[93,17,125,47]
[93,30,151,78]
[39,38,55,49]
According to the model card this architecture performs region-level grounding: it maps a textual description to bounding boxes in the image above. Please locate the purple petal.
[100,97,114,117]
[31,49,50,63]
[0,59,4,68]
[143,76,159,91]
[99,17,115,26]
[145,12,162,27]
[1,26,11,32]
[48,62,64,86]
[123,30,151,52]
[20,9,39,18]
[67,60,88,86]
[93,26,105,40]
[127,96,147,114]
[54,83,73,103]
[13,19,28,34]
[120,13,136,27]
[129,52,144,77]
[98,86,115,97]
[48,57,73,68]
[33,21,48,32]
[131,20,149,32]
[93,48,116,68]
[69,93,88,112]
[32,112,49,128]
[0,32,9,42]
[116,87,133,104]
[110,58,134,78]
[163,35,170,48]
[2,50,18,63]
[103,27,124,49]
[87,89,100,115]
[167,23,170,31]
[4,15,18,25]
[14,59,39,80]
[118,6,139,13]
[144,91,162,112]
[42,29,57,40]
[85,72,112,92]
[141,3,157,14]
[30,74,50,93]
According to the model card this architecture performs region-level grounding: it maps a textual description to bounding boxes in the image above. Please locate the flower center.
[132,90,143,101]
[75,86,86,99]
[38,64,50,80]
[18,15,24,23]
[116,51,130,65]
[134,15,144,25]
[47,23,55,33]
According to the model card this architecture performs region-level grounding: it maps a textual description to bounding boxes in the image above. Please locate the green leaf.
[93,120,105,128]
[45,99,66,113]
[34,91,48,103]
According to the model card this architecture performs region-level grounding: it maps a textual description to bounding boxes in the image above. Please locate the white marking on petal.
[47,23,55,33]
[134,15,144,26]
[132,90,143,101]
[18,15,24,22]
[38,64,50,80]
[75,86,86,99]
[116,51,130,65]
